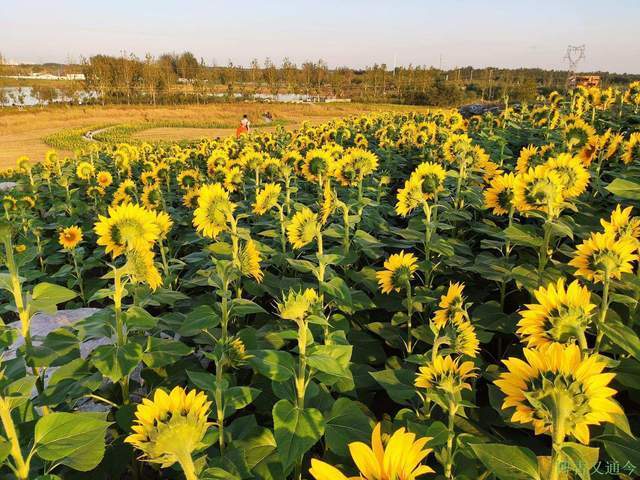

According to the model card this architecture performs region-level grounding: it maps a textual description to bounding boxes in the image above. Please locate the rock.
[458,103,502,118]
[0,182,17,192]
[6,308,108,360]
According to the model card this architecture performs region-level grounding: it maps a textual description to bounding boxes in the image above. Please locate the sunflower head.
[415,355,477,395]
[484,172,516,215]
[59,226,83,250]
[395,177,425,217]
[433,282,466,328]
[97,170,113,188]
[125,386,212,467]
[253,183,282,215]
[287,207,318,249]
[517,279,595,349]
[277,288,319,324]
[302,149,333,182]
[123,247,162,291]
[622,132,640,165]
[193,184,236,240]
[569,232,638,283]
[541,153,589,199]
[601,204,640,244]
[94,203,161,258]
[177,169,201,190]
[564,118,596,151]
[239,239,263,282]
[376,251,419,294]
[513,166,564,217]
[495,343,622,444]
[141,184,163,211]
[410,161,447,201]
[76,161,95,180]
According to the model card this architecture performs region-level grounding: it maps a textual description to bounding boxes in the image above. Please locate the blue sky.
[1,0,639,73]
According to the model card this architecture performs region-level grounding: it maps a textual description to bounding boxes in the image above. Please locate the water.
[0,86,97,107]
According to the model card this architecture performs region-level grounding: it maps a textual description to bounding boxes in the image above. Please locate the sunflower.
[76,161,95,180]
[409,162,446,201]
[442,134,472,163]
[309,423,434,480]
[253,183,282,215]
[287,207,318,249]
[517,278,595,349]
[115,179,138,200]
[125,386,212,476]
[59,225,83,250]
[140,170,157,187]
[141,184,163,210]
[223,166,243,193]
[154,211,173,240]
[395,177,426,217]
[124,247,162,290]
[302,149,333,183]
[277,288,319,323]
[516,144,554,174]
[334,148,379,186]
[513,166,564,216]
[97,170,113,188]
[484,173,516,215]
[16,156,30,172]
[261,157,282,180]
[541,153,589,199]
[415,355,477,394]
[433,282,466,328]
[182,187,200,209]
[622,132,640,165]
[94,203,161,258]
[495,343,622,444]
[207,149,229,174]
[564,118,596,152]
[569,232,638,283]
[601,204,640,244]
[177,169,201,190]
[239,239,263,282]
[193,183,236,240]
[376,251,419,294]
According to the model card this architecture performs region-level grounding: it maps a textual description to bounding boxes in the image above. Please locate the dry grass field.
[0,102,430,167]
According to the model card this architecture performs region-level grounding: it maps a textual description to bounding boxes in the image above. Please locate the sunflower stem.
[0,400,30,480]
[406,280,413,355]
[71,249,85,302]
[444,399,458,480]
[594,275,611,353]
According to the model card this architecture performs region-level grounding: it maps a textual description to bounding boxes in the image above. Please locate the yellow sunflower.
[59,225,83,250]
[495,343,622,444]
[309,423,434,480]
[193,183,236,240]
[409,162,447,200]
[97,170,113,188]
[601,204,640,244]
[94,203,161,258]
[395,177,426,217]
[253,183,282,215]
[239,239,263,282]
[415,354,477,394]
[541,153,589,199]
[177,169,201,190]
[141,184,163,210]
[484,173,516,215]
[182,187,200,209]
[376,251,419,294]
[125,386,212,476]
[564,118,596,152]
[517,278,595,349]
[287,207,318,249]
[513,166,564,216]
[301,149,333,183]
[76,161,95,180]
[124,247,162,291]
[433,282,466,329]
[569,232,638,283]
[223,166,243,193]
[622,132,640,165]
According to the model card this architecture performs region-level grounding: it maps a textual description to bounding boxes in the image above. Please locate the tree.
[177,52,199,80]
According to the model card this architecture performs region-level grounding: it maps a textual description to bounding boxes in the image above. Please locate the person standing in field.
[236,114,251,138]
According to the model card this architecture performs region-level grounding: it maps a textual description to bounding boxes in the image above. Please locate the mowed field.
[0,102,430,167]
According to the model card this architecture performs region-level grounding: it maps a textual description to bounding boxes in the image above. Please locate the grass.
[0,102,431,167]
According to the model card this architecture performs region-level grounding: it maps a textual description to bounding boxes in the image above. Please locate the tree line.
[2,51,639,107]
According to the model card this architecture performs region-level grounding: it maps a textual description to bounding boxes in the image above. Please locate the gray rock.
[0,182,17,192]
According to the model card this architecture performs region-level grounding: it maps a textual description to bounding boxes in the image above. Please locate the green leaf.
[248,350,296,382]
[324,398,371,457]
[224,387,261,418]
[123,306,158,330]
[561,442,599,480]
[370,368,417,405]
[272,400,325,474]
[142,337,192,368]
[470,443,540,480]
[230,298,267,317]
[90,343,143,383]
[3,376,37,410]
[187,370,216,393]
[29,283,77,314]
[321,277,353,311]
[27,328,80,368]
[179,305,220,336]
[307,344,353,385]
[601,320,640,360]
[606,178,640,200]
[599,433,640,470]
[504,225,543,248]
[34,412,110,471]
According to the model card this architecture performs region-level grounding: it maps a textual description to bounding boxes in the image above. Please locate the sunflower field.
[1,83,640,480]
